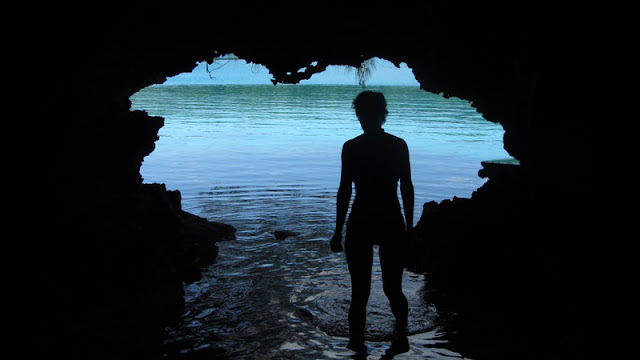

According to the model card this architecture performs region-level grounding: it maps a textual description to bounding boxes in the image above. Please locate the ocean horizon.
[131,83,511,222]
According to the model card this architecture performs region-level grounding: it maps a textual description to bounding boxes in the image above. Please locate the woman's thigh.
[345,238,373,290]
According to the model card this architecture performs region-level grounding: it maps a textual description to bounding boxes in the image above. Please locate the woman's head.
[352,91,388,131]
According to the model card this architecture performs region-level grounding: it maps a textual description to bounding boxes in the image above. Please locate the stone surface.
[274,230,299,240]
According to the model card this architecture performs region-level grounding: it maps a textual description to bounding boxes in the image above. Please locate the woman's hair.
[352,91,388,123]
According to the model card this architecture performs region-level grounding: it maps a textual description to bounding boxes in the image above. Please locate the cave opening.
[20,5,602,359]
[128,55,512,357]
[130,55,512,228]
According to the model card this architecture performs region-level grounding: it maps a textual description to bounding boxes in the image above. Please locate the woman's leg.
[345,238,373,347]
[379,241,408,333]
[380,240,410,354]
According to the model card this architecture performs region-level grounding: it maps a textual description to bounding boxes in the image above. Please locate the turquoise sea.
[131,84,510,218]
[130,84,510,359]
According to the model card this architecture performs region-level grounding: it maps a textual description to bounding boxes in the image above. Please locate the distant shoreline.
[152,83,422,87]
[161,58,421,87]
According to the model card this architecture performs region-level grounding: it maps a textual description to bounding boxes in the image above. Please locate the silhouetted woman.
[330,90,414,355]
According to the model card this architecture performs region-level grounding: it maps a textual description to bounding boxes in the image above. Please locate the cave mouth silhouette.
[131,55,511,225]
[19,6,605,360]
[128,57,514,358]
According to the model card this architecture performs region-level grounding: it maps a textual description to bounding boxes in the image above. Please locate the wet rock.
[274,230,299,240]
[16,183,236,360]
[412,162,589,359]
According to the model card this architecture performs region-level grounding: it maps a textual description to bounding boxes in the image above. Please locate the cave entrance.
[129,56,510,357]
[131,55,512,229]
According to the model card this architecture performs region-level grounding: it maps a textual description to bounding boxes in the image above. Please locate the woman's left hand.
[330,233,343,253]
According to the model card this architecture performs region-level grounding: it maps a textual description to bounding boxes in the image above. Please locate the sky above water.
[163,56,420,86]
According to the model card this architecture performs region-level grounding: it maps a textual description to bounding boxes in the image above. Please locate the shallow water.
[165,185,469,359]
[130,84,499,358]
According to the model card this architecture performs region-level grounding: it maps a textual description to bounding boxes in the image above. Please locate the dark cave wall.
[19,3,603,359]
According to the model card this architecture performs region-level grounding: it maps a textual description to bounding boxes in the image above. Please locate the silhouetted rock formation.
[274,230,299,240]
[18,3,607,359]
[13,182,235,359]
[409,161,588,359]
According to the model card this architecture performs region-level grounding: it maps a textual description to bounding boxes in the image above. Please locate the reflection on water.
[163,185,469,359]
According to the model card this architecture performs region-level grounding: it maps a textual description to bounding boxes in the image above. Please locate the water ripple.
[165,183,469,359]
